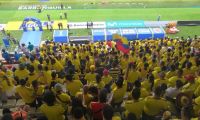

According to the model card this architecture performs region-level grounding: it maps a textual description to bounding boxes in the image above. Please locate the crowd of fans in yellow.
[0,37,200,120]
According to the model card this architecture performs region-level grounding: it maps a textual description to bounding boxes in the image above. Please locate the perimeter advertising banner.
[137,28,152,40]
[121,28,137,40]
[92,29,105,42]
[106,20,145,28]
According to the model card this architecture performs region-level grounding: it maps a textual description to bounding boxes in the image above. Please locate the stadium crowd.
[0,36,200,120]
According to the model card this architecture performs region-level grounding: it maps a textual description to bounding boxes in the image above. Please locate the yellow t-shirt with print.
[124,99,145,119]
[27,73,39,85]
[56,93,71,107]
[141,80,152,92]
[144,96,169,116]
[39,104,65,120]
[126,70,141,83]
[52,61,64,72]
[85,73,96,85]
[42,70,52,84]
[102,75,113,85]
[154,79,168,89]
[112,85,126,104]
[0,77,14,92]
[166,71,177,79]
[168,76,185,87]
[15,85,35,104]
[14,69,29,80]
[66,80,83,96]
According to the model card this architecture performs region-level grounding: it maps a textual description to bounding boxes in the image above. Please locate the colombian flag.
[113,34,130,54]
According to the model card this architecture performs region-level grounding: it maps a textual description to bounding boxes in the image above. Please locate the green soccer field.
[0,0,200,47]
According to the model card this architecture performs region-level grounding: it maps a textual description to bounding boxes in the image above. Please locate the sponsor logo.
[106,20,145,28]
[121,29,136,34]
[19,21,54,29]
[18,5,67,10]
[137,28,151,33]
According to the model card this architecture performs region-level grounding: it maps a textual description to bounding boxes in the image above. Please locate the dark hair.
[43,90,56,106]
[103,104,114,120]
[72,107,84,119]
[38,64,43,71]
[32,80,38,88]
[96,74,102,83]
[154,86,162,97]
[176,80,183,89]
[1,113,13,120]
[134,80,141,88]
[37,116,48,120]
[19,79,26,86]
[181,106,192,119]
[160,83,167,95]
[115,77,124,88]
[126,112,137,120]
[170,64,176,71]
[132,88,141,100]
[2,108,11,115]
[177,69,183,76]
[66,74,73,81]
[28,65,34,73]
[51,71,57,79]
[99,89,107,103]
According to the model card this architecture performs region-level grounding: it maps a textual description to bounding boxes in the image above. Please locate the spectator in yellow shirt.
[66,74,83,97]
[125,62,141,91]
[110,76,126,106]
[39,90,65,120]
[85,65,96,85]
[143,86,169,120]
[124,88,145,119]
[168,69,185,87]
[154,72,168,89]
[15,79,36,107]
[14,63,29,80]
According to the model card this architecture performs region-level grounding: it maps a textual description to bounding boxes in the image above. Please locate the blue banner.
[106,20,145,28]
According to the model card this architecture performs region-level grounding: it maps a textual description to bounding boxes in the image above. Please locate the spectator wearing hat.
[102,69,113,91]
[54,83,71,119]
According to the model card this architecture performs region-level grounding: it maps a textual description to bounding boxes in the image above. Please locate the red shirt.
[90,102,105,120]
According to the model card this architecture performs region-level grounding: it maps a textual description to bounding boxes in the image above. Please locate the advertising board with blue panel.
[151,27,165,39]
[121,28,137,41]
[106,29,121,40]
[137,28,152,40]
[106,20,145,28]
[92,29,105,42]
[53,30,68,43]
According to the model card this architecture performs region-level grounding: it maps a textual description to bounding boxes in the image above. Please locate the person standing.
[61,3,64,10]
[47,14,51,21]
[64,12,67,19]
[28,42,34,52]
[157,15,161,21]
